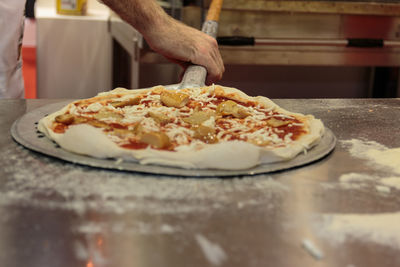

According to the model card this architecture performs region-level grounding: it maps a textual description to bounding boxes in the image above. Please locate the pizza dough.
[38,85,324,170]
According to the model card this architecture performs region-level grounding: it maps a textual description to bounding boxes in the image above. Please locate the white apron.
[0,0,25,98]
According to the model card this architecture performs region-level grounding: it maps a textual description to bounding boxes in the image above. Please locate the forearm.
[100,0,224,84]
[101,0,170,38]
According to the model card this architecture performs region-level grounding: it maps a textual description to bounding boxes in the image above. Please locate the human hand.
[143,17,225,85]
[102,0,224,84]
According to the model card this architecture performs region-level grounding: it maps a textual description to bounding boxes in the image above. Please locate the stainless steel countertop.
[1,98,400,267]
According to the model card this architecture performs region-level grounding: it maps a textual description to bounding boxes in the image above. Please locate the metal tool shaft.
[179,1,222,89]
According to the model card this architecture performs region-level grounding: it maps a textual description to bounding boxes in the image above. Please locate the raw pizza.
[38,85,324,170]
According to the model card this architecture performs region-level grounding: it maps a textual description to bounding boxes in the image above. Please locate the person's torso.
[0,0,25,98]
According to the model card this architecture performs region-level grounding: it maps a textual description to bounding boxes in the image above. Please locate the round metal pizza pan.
[11,101,336,177]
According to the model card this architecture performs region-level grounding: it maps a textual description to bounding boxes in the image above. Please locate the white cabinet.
[35,0,112,98]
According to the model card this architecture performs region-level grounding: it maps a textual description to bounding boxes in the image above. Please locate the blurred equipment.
[25,0,36,18]
[56,0,87,15]
[35,0,111,98]
[181,0,400,97]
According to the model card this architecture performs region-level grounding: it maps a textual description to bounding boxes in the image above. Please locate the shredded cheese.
[63,86,305,150]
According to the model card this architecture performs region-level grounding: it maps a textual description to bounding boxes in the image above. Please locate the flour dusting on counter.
[75,221,180,235]
[315,212,400,249]
[366,148,400,175]
[341,139,387,157]
[0,145,289,215]
[301,239,324,260]
[338,139,400,192]
[341,139,400,175]
[336,173,400,193]
[380,177,400,190]
[337,173,373,190]
[339,173,374,183]
[375,185,391,194]
[195,234,227,266]
[314,137,400,255]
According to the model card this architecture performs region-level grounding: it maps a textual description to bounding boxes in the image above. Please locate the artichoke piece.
[140,131,171,149]
[216,100,250,119]
[193,125,218,144]
[112,127,144,138]
[112,122,143,136]
[73,116,88,124]
[112,128,133,136]
[216,100,236,115]
[55,114,75,125]
[113,122,143,137]
[234,108,251,119]
[160,90,189,108]
[266,118,291,127]
[93,109,123,120]
[249,139,271,146]
[110,97,140,108]
[148,111,171,124]
[87,120,111,130]
[132,122,144,135]
[183,110,214,125]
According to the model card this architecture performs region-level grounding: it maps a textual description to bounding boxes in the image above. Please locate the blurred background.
[23,0,400,99]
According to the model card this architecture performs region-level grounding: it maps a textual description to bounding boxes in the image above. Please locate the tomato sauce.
[53,123,68,133]
[140,100,152,107]
[109,123,127,129]
[276,125,306,140]
[216,119,232,130]
[186,100,202,110]
[210,97,256,108]
[121,141,148,150]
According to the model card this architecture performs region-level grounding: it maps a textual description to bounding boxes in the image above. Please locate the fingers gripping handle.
[179,0,223,88]
[180,20,218,88]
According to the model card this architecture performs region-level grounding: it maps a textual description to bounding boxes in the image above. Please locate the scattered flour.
[317,139,400,249]
[375,185,391,194]
[338,139,400,192]
[341,139,400,175]
[380,177,400,190]
[0,145,290,215]
[365,148,400,175]
[75,221,180,235]
[341,139,387,158]
[337,173,400,192]
[195,234,227,266]
[339,173,374,184]
[316,212,400,249]
[338,173,373,190]
[301,238,324,260]
[74,240,89,260]
[75,236,108,267]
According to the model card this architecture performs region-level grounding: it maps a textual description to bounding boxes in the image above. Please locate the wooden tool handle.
[206,0,224,22]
